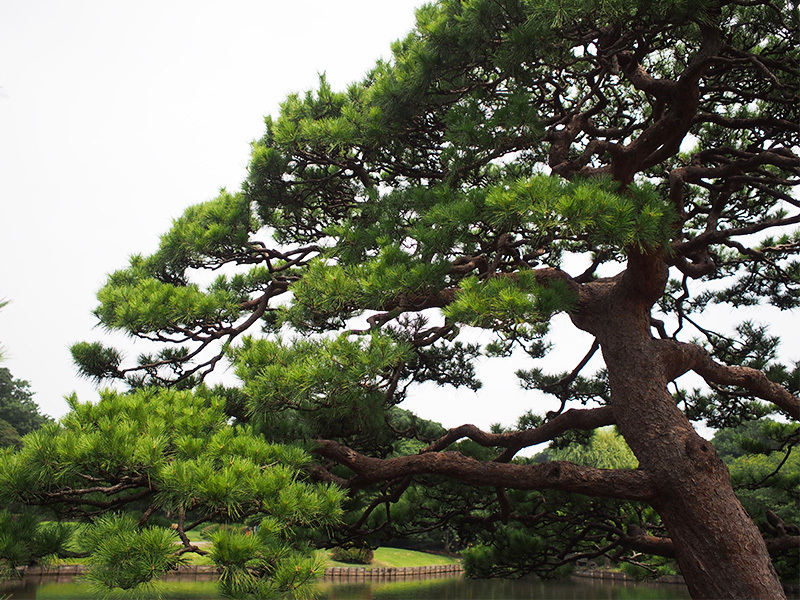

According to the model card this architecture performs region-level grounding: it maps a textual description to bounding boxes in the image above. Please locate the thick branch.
[623,532,799,559]
[622,532,677,558]
[422,406,615,459]
[661,340,800,420]
[313,439,654,501]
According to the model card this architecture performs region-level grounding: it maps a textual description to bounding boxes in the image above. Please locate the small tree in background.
[0,389,343,598]
[0,368,53,448]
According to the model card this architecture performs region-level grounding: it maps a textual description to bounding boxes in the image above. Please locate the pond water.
[1,573,693,599]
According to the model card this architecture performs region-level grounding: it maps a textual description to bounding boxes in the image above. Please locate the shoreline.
[14,563,465,579]
[13,563,796,594]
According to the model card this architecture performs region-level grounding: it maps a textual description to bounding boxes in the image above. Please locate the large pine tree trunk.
[579,252,786,599]
[607,348,784,598]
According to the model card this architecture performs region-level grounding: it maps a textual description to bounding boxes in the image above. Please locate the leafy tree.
[0,389,343,598]
[67,0,799,597]
[0,420,21,449]
[0,368,53,447]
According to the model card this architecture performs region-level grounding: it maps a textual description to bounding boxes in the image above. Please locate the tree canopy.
[16,0,800,597]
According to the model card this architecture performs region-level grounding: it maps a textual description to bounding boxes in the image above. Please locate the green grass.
[323,547,460,569]
[53,546,457,570]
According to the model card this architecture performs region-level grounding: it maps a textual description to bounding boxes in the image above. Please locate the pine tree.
[0,389,343,598]
[67,1,798,597]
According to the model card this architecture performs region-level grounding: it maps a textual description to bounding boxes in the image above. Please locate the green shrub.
[330,543,374,565]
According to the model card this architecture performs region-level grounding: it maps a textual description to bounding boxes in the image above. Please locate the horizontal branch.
[313,439,654,501]
[37,488,153,510]
[623,532,677,558]
[663,340,800,420]
[624,531,799,559]
[422,406,615,460]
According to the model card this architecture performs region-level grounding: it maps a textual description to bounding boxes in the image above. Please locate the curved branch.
[673,211,800,259]
[661,340,800,420]
[422,405,615,460]
[313,439,654,501]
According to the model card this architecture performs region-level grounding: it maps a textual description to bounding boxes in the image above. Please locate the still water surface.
[2,573,692,599]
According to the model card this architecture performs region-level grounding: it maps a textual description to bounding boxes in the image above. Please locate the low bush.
[330,543,374,565]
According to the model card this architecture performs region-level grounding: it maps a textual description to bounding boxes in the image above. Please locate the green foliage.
[729,451,799,522]
[94,262,242,335]
[209,521,327,600]
[0,368,53,446]
[232,333,414,444]
[0,510,74,577]
[545,427,639,469]
[157,190,256,271]
[461,430,647,579]
[0,420,21,449]
[620,559,679,581]
[79,513,183,591]
[462,523,574,580]
[712,419,799,583]
[69,342,123,383]
[330,543,374,565]
[485,175,675,252]
[445,273,571,329]
[0,388,344,597]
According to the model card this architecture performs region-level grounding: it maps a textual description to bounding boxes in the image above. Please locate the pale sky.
[1,2,795,436]
[0,0,423,416]
[0,0,574,429]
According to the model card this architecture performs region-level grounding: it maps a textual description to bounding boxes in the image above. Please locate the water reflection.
[1,573,222,599]
[2,573,693,600]
[318,574,691,599]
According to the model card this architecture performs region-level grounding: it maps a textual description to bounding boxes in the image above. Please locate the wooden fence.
[19,563,464,578]
[324,564,463,579]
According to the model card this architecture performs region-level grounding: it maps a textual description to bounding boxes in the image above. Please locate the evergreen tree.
[64,0,799,597]
[0,389,343,598]
[0,368,53,447]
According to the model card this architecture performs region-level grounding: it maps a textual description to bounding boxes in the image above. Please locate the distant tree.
[67,0,798,597]
[0,419,21,449]
[0,368,53,446]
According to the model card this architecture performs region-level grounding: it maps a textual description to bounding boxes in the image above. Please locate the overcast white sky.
[0,0,577,429]
[0,0,422,416]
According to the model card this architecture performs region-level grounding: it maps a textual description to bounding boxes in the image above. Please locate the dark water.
[1,573,692,599]
[318,575,691,599]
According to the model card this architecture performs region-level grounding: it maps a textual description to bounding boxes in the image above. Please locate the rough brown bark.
[574,250,787,599]
[314,439,655,500]
[312,248,793,599]
[420,405,615,457]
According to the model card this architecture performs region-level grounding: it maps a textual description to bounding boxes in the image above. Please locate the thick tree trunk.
[577,253,786,599]
[606,343,784,598]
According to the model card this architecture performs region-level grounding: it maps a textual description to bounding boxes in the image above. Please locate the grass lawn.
[54,546,457,569]
[324,547,460,569]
